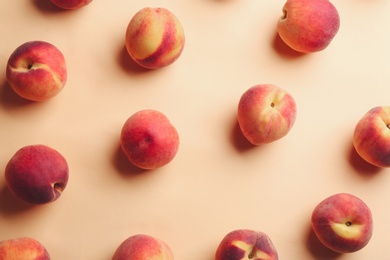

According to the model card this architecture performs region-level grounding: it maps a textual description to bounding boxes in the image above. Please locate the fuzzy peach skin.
[353,106,390,167]
[5,144,69,205]
[0,237,50,260]
[215,229,278,260]
[277,0,340,53]
[112,234,174,260]
[6,41,67,101]
[50,0,92,9]
[237,84,297,145]
[125,7,185,69]
[311,193,373,253]
[120,109,179,170]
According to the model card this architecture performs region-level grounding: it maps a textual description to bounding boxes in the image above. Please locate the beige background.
[0,0,390,259]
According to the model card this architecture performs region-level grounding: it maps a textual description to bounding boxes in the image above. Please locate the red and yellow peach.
[237,84,297,145]
[353,106,390,167]
[0,237,50,260]
[125,7,185,69]
[112,234,174,260]
[277,0,340,53]
[311,193,373,253]
[120,109,180,170]
[6,41,67,101]
[215,229,278,260]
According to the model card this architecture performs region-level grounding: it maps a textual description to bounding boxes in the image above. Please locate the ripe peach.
[112,234,174,260]
[311,193,373,253]
[125,7,185,69]
[5,144,69,205]
[277,0,340,53]
[215,229,278,260]
[6,41,67,101]
[0,237,50,260]
[237,84,297,145]
[353,106,390,167]
[120,109,179,170]
[50,0,92,9]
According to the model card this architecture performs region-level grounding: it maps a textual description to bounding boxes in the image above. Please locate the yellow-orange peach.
[277,0,340,53]
[125,7,185,69]
[6,41,67,101]
[237,84,297,145]
[0,237,50,260]
[112,234,174,260]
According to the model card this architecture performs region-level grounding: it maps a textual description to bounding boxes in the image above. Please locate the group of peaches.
[1,0,388,259]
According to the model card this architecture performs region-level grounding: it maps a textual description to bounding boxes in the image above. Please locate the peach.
[237,84,297,145]
[125,7,185,69]
[353,106,390,167]
[112,234,174,260]
[5,144,69,205]
[120,109,179,170]
[0,237,50,260]
[311,193,373,253]
[50,0,92,9]
[277,0,340,53]
[215,229,278,260]
[6,41,67,101]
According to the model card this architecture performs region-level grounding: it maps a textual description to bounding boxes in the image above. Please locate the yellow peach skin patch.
[330,221,364,239]
[10,63,64,92]
[232,240,272,259]
[126,9,165,60]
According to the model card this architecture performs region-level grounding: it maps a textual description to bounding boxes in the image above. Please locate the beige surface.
[1,1,390,259]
